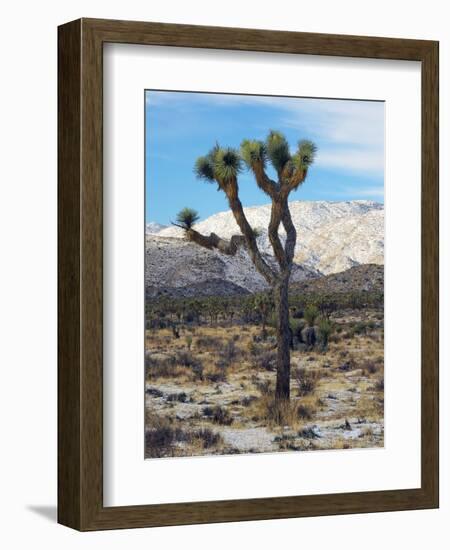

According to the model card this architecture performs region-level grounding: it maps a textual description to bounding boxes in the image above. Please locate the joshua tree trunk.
[274,275,291,400]
[189,130,317,404]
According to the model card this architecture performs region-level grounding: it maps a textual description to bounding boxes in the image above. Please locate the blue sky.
[145,91,384,225]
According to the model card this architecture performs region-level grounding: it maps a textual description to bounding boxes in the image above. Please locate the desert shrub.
[192,363,204,381]
[255,379,272,395]
[291,308,304,319]
[176,350,204,380]
[185,335,193,350]
[196,428,222,448]
[290,318,305,341]
[177,350,196,367]
[263,398,294,425]
[203,405,233,425]
[349,321,367,337]
[195,335,222,350]
[359,426,374,438]
[338,359,356,371]
[145,425,175,458]
[216,356,230,375]
[255,396,317,426]
[294,367,319,396]
[202,406,214,417]
[145,421,222,457]
[206,341,237,383]
[317,318,333,351]
[166,392,188,402]
[297,403,314,420]
[253,350,277,371]
[145,353,176,379]
[240,395,257,407]
[362,360,378,375]
[304,304,319,327]
[206,365,227,383]
[374,378,384,391]
[221,339,237,363]
[247,340,259,357]
[298,426,320,439]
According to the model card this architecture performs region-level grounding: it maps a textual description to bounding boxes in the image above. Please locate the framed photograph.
[58,18,439,530]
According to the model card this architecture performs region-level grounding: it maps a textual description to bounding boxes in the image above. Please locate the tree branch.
[221,181,276,285]
[281,167,308,196]
[250,161,278,199]
[268,199,287,271]
[183,227,246,255]
[171,222,190,230]
[282,203,297,267]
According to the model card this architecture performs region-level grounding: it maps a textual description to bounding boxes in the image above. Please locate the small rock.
[146,387,164,398]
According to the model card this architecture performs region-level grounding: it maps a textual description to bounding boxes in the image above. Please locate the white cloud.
[321,184,384,200]
[145,91,385,178]
[316,147,384,175]
[278,98,384,177]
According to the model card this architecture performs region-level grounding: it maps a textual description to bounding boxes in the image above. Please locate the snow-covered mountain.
[145,234,319,298]
[150,200,384,277]
[146,222,168,234]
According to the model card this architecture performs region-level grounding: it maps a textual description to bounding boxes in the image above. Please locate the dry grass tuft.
[294,367,320,396]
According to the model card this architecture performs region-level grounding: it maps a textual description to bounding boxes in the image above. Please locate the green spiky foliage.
[176,207,200,230]
[194,155,215,182]
[213,147,242,182]
[292,139,318,171]
[265,130,291,173]
[240,139,267,169]
[318,317,333,351]
[194,144,242,186]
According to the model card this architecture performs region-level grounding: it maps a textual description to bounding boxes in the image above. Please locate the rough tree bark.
[274,275,291,399]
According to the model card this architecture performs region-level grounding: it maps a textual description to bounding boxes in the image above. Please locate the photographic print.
[144,91,384,459]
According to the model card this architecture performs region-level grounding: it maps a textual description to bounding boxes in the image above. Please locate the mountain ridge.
[148,200,384,276]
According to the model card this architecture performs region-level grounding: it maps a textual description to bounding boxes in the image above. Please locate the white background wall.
[0,1,448,548]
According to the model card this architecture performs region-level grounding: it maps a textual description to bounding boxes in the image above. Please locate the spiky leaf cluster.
[195,132,317,191]
[266,130,291,173]
[213,147,242,181]
[176,207,200,230]
[194,156,215,182]
[292,140,318,171]
[240,139,267,169]
[194,145,242,184]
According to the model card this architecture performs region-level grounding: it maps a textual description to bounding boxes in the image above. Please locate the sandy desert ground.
[145,305,384,458]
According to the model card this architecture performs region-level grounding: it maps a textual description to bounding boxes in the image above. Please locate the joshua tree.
[175,207,200,230]
[175,131,317,400]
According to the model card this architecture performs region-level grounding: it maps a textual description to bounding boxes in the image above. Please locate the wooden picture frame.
[58,18,439,531]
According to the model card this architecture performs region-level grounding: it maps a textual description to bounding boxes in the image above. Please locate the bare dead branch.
[170,222,189,230]
[184,228,246,255]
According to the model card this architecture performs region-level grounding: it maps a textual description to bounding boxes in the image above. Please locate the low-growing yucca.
[318,318,333,351]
